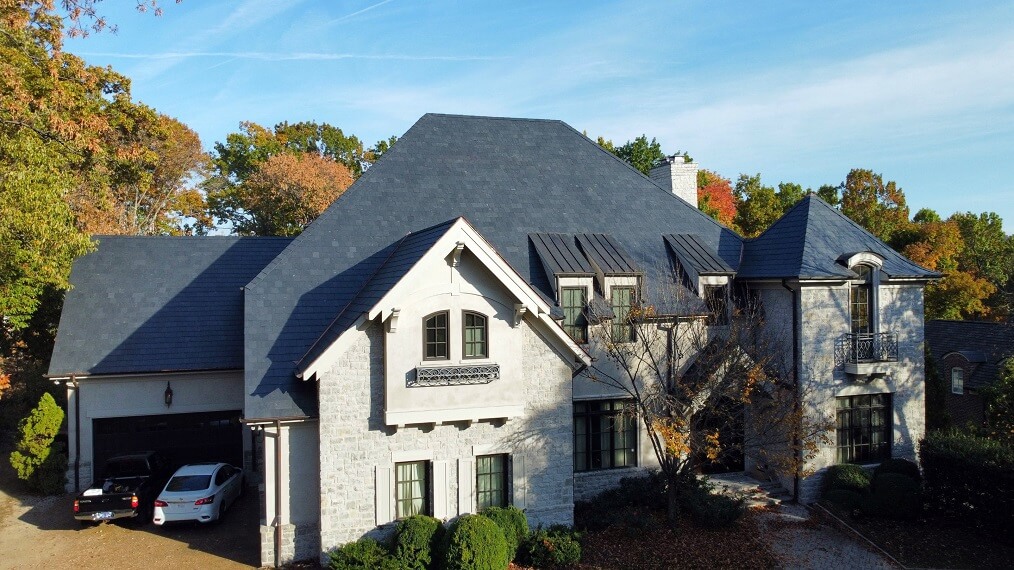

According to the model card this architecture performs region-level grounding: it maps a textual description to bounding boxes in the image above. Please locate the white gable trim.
[299,218,589,380]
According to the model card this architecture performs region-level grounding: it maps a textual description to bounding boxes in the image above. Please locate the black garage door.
[93,410,242,474]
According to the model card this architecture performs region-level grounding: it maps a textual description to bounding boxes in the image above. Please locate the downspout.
[72,375,80,491]
[781,280,802,503]
[274,419,282,569]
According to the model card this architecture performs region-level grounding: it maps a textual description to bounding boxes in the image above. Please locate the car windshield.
[165,475,212,492]
[103,459,148,478]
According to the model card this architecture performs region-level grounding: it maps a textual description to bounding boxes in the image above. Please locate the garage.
[92,409,243,473]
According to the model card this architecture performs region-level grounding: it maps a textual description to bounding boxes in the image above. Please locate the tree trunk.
[666,474,680,523]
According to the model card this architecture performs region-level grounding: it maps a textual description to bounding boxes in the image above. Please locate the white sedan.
[153,462,244,525]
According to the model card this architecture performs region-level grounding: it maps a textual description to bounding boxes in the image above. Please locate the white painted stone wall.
[648,159,699,208]
[63,370,246,491]
[317,320,575,558]
[259,421,320,566]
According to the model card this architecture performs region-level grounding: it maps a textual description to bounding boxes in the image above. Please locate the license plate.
[93,511,113,520]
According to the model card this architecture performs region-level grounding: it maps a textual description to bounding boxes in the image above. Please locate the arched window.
[423,311,449,360]
[463,312,488,358]
[850,264,873,336]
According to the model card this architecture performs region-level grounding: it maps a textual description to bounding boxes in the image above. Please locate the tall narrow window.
[611,286,635,342]
[836,394,891,464]
[561,287,588,344]
[463,312,488,358]
[951,368,964,395]
[704,285,729,326]
[424,312,449,360]
[395,461,429,518]
[476,454,508,511]
[850,265,873,336]
[574,400,637,472]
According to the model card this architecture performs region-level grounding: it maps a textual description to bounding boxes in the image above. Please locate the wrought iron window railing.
[409,363,500,387]
[834,333,898,367]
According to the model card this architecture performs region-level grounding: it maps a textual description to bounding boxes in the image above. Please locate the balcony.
[409,363,500,387]
[835,333,898,376]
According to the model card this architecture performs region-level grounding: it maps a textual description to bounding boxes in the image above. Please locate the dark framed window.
[704,285,729,326]
[463,312,488,359]
[476,454,508,511]
[850,265,872,335]
[395,460,429,518]
[836,394,891,464]
[561,287,588,344]
[610,286,635,341]
[423,311,449,360]
[574,400,637,472]
[951,368,964,395]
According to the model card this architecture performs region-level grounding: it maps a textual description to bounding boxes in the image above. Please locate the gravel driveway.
[0,466,261,570]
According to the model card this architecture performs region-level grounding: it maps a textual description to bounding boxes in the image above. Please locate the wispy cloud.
[78,51,502,62]
[328,0,395,25]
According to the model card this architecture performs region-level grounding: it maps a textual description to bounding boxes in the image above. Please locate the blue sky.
[66,1,1014,232]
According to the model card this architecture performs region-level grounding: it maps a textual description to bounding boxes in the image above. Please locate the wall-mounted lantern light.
[164,381,174,408]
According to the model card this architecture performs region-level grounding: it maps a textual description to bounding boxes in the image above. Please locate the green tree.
[982,358,1014,445]
[9,392,66,494]
[732,174,807,237]
[609,135,668,175]
[949,212,1014,318]
[839,169,911,246]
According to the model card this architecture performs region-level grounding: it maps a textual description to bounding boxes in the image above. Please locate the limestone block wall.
[317,320,575,557]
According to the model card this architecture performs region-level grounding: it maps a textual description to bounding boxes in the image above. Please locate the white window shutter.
[433,460,450,519]
[375,466,393,525]
[457,458,475,516]
[511,453,526,509]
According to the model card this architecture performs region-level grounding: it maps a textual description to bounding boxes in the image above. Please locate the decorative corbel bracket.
[386,308,400,333]
[450,242,465,267]
[513,303,527,327]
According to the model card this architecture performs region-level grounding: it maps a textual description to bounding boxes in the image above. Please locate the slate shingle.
[925,319,1014,390]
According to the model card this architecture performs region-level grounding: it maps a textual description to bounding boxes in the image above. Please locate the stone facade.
[317,320,575,558]
[757,281,927,502]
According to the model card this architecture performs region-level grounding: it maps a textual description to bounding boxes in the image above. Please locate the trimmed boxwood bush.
[518,525,582,568]
[864,472,922,520]
[480,506,528,561]
[394,515,444,570]
[920,430,1014,538]
[442,514,509,570]
[874,458,921,482]
[574,471,665,531]
[328,538,399,570]
[822,464,871,494]
[824,489,865,514]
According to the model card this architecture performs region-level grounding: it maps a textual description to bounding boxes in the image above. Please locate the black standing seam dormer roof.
[575,234,641,275]
[529,233,596,276]
[664,234,736,275]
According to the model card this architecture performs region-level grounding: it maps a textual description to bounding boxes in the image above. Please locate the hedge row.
[919,430,1014,536]
[329,506,581,570]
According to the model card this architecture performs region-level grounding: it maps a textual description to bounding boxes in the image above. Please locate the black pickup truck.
[73,451,171,525]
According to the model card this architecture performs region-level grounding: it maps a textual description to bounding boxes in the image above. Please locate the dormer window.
[951,367,964,395]
[561,287,588,344]
[463,312,488,358]
[850,264,873,336]
[610,286,635,342]
[424,311,449,360]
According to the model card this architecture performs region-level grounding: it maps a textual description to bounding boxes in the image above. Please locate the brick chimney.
[649,155,699,208]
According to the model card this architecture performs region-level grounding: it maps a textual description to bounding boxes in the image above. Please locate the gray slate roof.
[925,319,1014,390]
[737,195,938,280]
[49,236,291,377]
[243,113,742,418]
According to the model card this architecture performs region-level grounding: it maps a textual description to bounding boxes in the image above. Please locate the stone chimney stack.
[649,155,699,208]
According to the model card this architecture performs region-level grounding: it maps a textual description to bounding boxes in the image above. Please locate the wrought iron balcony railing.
[834,332,898,368]
[409,363,500,387]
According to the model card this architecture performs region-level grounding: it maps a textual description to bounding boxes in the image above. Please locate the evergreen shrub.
[394,515,444,570]
[442,514,509,570]
[480,506,528,561]
[518,525,581,568]
[328,538,399,570]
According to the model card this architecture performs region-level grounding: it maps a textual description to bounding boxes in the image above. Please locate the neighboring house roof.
[243,113,742,418]
[925,319,1014,390]
[737,195,939,281]
[49,236,292,377]
[664,233,735,276]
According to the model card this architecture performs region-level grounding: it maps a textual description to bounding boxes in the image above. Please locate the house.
[925,319,1014,426]
[48,113,937,566]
